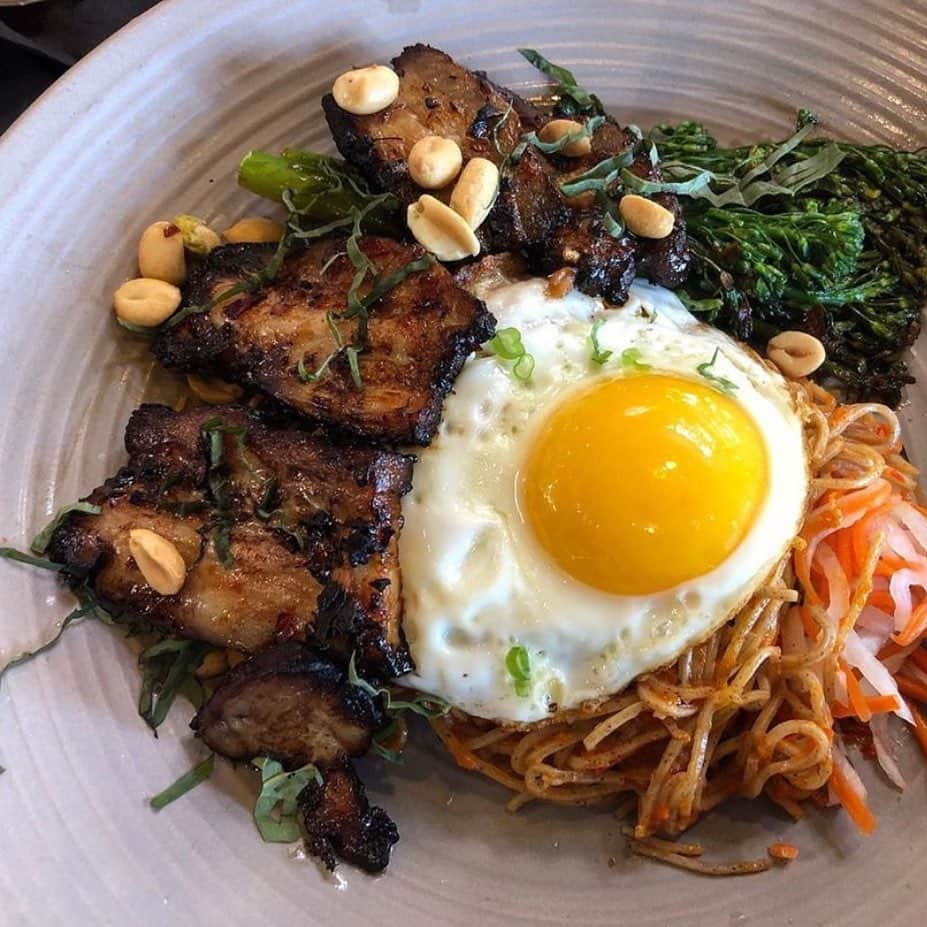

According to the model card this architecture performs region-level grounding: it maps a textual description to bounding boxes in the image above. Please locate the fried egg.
[399,278,808,723]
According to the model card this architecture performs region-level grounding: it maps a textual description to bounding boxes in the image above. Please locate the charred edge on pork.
[152,237,495,446]
[299,760,399,873]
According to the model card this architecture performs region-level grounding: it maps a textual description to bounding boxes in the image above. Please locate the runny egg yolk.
[520,373,768,595]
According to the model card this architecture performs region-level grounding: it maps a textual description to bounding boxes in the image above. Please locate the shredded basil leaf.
[150,755,214,810]
[620,167,714,200]
[297,250,434,390]
[505,645,531,698]
[138,638,209,731]
[161,227,294,332]
[589,318,613,365]
[648,119,845,209]
[201,417,249,568]
[492,102,515,160]
[117,318,159,335]
[518,48,603,116]
[0,585,110,691]
[370,717,406,764]
[347,652,448,761]
[347,652,449,720]
[559,151,635,198]
[511,115,605,163]
[696,347,738,394]
[31,502,101,555]
[0,602,92,691]
[252,757,322,843]
[0,548,64,571]
[620,347,651,371]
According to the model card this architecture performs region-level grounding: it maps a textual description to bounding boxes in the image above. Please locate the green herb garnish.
[298,312,346,383]
[137,638,209,731]
[487,327,535,382]
[296,224,435,390]
[347,653,448,762]
[238,149,400,236]
[30,502,101,555]
[201,417,250,568]
[252,756,322,843]
[511,115,605,163]
[348,653,448,720]
[369,717,406,764]
[518,49,603,116]
[647,111,843,209]
[589,318,613,365]
[559,151,635,199]
[150,755,215,810]
[0,548,65,571]
[620,347,651,371]
[505,645,531,698]
[696,348,738,394]
[0,595,99,691]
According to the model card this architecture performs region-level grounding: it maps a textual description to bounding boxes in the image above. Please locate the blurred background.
[0,0,159,132]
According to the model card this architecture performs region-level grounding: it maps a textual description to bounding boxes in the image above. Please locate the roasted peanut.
[138,221,186,285]
[195,649,230,680]
[226,649,246,669]
[618,194,675,239]
[407,194,480,262]
[449,157,499,230]
[113,278,182,327]
[545,267,576,299]
[223,216,285,244]
[187,374,243,405]
[332,65,400,115]
[767,331,826,379]
[408,135,463,189]
[128,528,186,595]
[173,214,221,254]
[538,118,592,157]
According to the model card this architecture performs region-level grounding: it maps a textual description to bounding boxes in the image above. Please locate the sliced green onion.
[488,327,535,382]
[589,318,613,365]
[505,645,531,698]
[620,347,651,371]
[696,347,738,394]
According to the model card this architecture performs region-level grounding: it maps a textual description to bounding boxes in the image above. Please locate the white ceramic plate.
[1,1,926,924]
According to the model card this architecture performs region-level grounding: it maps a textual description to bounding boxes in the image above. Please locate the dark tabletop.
[0,0,159,134]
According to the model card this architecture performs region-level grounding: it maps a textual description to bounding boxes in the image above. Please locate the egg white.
[399,279,808,723]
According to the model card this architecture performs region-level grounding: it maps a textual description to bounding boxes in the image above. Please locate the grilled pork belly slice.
[322,44,527,205]
[47,403,413,674]
[324,44,691,303]
[322,43,568,254]
[299,760,399,873]
[192,640,382,765]
[152,237,495,446]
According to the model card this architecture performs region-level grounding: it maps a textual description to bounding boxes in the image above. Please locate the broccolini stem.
[237,150,400,235]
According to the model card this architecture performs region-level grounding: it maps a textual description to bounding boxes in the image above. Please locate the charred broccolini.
[651,116,927,404]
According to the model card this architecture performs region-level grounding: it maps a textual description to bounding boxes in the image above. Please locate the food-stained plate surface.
[0,0,925,924]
